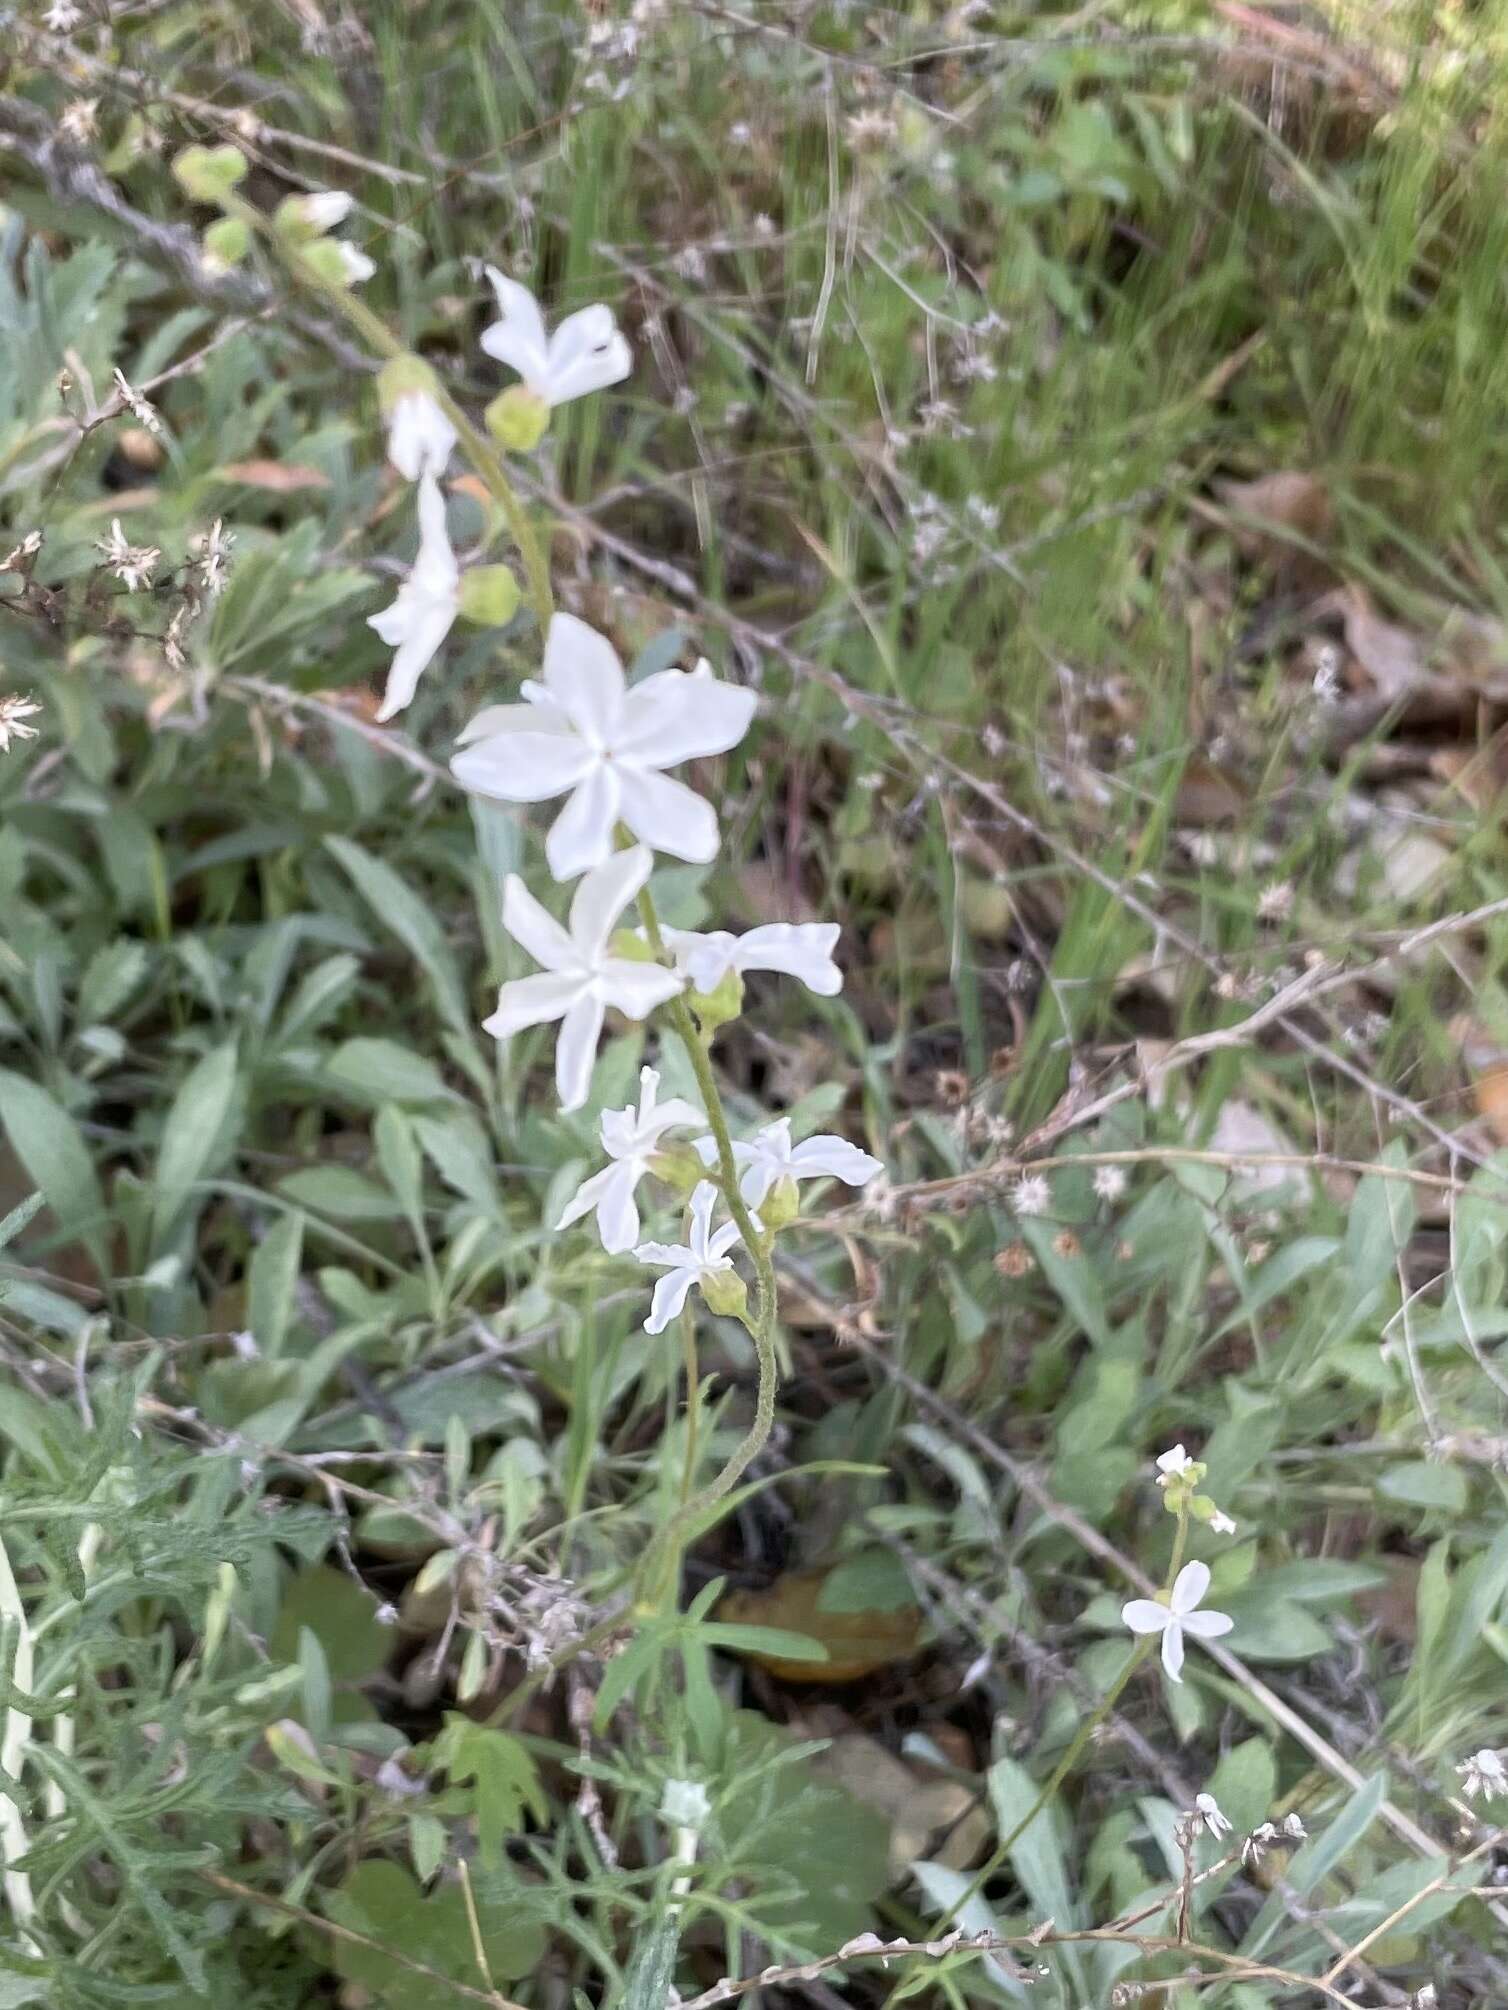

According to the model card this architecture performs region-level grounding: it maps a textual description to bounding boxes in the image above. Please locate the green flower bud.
[172,144,248,206]
[272,190,354,240]
[298,238,361,287]
[457,565,521,628]
[691,968,744,1034]
[203,216,250,270]
[376,353,443,417]
[647,1143,705,1198]
[756,1175,799,1232]
[700,1268,748,1321]
[485,385,551,453]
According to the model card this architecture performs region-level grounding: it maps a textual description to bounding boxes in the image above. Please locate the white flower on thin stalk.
[1121,1561,1233,1684]
[698,1116,882,1210]
[1193,1792,1232,1840]
[1155,1445,1194,1487]
[658,922,841,998]
[555,1065,704,1252]
[97,518,160,592]
[1457,1748,1508,1802]
[368,474,459,722]
[387,391,457,482]
[42,1,83,28]
[488,847,683,1113]
[635,1182,745,1335]
[481,270,631,406]
[451,612,756,881]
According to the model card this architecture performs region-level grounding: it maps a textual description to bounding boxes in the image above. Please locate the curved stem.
[223,196,555,628]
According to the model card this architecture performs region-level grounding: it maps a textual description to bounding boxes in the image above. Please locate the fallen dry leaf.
[214,460,332,492]
[1214,469,1334,586]
[717,1567,923,1683]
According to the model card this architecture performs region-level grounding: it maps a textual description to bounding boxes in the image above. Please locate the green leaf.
[248,1212,303,1355]
[328,1039,456,1107]
[0,1070,106,1273]
[326,838,473,1042]
[1378,1461,1469,1513]
[277,1167,404,1222]
[151,1039,240,1246]
[271,1565,390,1682]
[435,1718,545,1865]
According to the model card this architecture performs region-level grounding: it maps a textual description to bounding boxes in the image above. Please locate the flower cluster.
[1153,1444,1237,1537]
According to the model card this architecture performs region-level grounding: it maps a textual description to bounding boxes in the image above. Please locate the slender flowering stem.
[221,194,555,628]
[0,1533,36,1941]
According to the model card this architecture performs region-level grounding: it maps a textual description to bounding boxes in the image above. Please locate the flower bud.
[690,967,744,1033]
[298,238,363,287]
[457,564,521,628]
[757,1175,800,1232]
[647,1144,705,1197]
[485,385,551,453]
[273,190,354,238]
[202,216,250,271]
[172,143,248,205]
[700,1269,748,1321]
[377,353,443,417]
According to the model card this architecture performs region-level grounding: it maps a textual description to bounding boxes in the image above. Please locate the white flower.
[368,474,459,721]
[296,190,354,231]
[1121,1561,1234,1684]
[1209,1510,1237,1536]
[1092,1165,1127,1201]
[488,848,683,1112]
[701,1117,882,1210]
[451,612,755,881]
[42,1,83,29]
[387,390,458,482]
[555,1066,704,1252]
[1010,1174,1050,1218]
[658,922,841,998]
[635,1182,744,1334]
[1458,1749,1508,1802]
[1241,1812,1306,1867]
[1155,1445,1194,1486]
[97,518,159,591]
[336,243,376,285]
[481,270,631,406]
[1194,1792,1232,1840]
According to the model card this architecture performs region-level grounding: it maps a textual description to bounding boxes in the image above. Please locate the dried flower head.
[59,97,99,143]
[1093,1165,1127,1202]
[1457,1748,1508,1802]
[1051,1230,1081,1260]
[42,0,84,30]
[994,1242,1035,1279]
[97,519,160,592]
[112,369,163,436]
[0,531,43,574]
[1257,880,1293,922]
[0,695,42,753]
[1194,1792,1232,1839]
[190,518,235,597]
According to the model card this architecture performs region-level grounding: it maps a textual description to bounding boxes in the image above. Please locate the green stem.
[939,1502,1192,1929]
[634,883,781,1606]
[222,196,555,629]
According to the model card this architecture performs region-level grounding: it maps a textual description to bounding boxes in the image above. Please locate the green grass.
[2,0,1508,2002]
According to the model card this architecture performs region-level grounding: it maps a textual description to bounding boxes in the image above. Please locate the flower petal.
[373,597,456,720]
[660,927,737,992]
[456,700,570,748]
[1180,1609,1234,1640]
[738,1160,777,1209]
[556,1163,619,1233]
[616,667,757,764]
[1120,1599,1170,1635]
[616,767,720,862]
[634,1240,695,1270]
[1170,1561,1211,1616]
[687,1180,720,1260]
[556,993,605,1112]
[501,875,576,972]
[735,922,843,994]
[787,1136,884,1187]
[542,612,626,741]
[544,304,632,405]
[644,1097,704,1140]
[387,391,457,481]
[452,731,596,804]
[567,846,653,956]
[412,473,460,595]
[598,959,683,1019]
[1161,1623,1186,1683]
[545,765,621,881]
[593,1161,644,1253]
[479,269,550,391]
[483,971,581,1039]
[644,1266,696,1335]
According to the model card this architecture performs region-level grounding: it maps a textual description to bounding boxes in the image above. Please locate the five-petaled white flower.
[481,270,632,406]
[387,391,457,482]
[451,612,756,881]
[635,1181,745,1334]
[1156,1445,1194,1486]
[1193,1792,1232,1840]
[1458,1748,1508,1802]
[556,1065,704,1252]
[368,474,459,722]
[488,847,683,1112]
[1121,1561,1233,1684]
[658,922,841,998]
[701,1117,883,1210]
